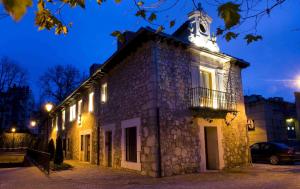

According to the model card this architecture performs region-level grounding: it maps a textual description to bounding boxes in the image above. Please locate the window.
[125,127,137,162]
[121,118,141,171]
[200,70,212,89]
[69,104,76,122]
[88,92,94,112]
[251,144,260,150]
[62,110,65,130]
[101,83,107,103]
[51,118,54,128]
[78,100,82,125]
[55,115,58,131]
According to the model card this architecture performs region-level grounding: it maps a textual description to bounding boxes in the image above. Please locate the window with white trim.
[121,118,141,171]
[78,99,82,125]
[69,104,76,122]
[55,115,58,131]
[88,92,94,112]
[101,83,107,103]
[62,110,65,130]
[125,127,137,162]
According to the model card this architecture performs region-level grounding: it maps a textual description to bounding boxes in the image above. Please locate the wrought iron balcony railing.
[189,87,237,112]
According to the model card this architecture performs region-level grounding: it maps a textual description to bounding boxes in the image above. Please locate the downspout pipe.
[153,41,162,178]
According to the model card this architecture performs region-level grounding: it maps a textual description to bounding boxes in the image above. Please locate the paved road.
[1,161,300,189]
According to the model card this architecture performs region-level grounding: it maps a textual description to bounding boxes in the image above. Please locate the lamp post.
[45,102,53,146]
[30,120,37,127]
[11,127,16,148]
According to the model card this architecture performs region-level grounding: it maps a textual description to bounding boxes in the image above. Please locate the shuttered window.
[125,127,137,162]
[191,66,200,88]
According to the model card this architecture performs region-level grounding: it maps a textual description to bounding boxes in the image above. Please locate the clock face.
[199,23,206,33]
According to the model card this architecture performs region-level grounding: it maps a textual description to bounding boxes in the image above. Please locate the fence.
[26,148,50,174]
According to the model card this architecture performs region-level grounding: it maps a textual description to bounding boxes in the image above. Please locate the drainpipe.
[97,125,100,165]
[153,41,162,178]
[156,107,162,178]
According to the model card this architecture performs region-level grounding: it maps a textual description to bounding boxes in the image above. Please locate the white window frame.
[199,65,226,109]
[69,104,76,122]
[88,92,94,112]
[121,118,141,171]
[55,115,58,131]
[101,83,107,103]
[62,110,65,130]
[78,99,83,125]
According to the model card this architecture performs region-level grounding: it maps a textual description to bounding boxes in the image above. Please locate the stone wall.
[0,132,36,148]
[49,38,249,177]
[155,42,249,176]
[98,41,159,177]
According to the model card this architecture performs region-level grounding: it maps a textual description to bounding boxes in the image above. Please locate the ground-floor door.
[85,134,91,162]
[105,131,112,167]
[204,127,219,170]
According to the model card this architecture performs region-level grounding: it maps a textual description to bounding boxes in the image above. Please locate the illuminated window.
[62,110,65,130]
[78,100,82,125]
[51,118,54,128]
[89,92,94,112]
[69,104,76,122]
[55,115,58,131]
[101,83,107,103]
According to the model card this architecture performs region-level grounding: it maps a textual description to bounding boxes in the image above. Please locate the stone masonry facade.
[48,9,250,177]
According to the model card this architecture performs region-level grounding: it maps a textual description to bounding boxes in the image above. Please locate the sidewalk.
[1,161,300,189]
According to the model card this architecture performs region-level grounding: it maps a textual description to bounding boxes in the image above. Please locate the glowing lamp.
[11,128,16,133]
[30,120,37,127]
[45,103,53,112]
[286,118,294,123]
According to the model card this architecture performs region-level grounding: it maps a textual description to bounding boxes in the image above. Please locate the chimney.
[89,63,102,76]
[295,92,300,120]
[117,31,136,50]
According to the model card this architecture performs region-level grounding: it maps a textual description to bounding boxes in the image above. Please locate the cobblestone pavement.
[0,160,300,189]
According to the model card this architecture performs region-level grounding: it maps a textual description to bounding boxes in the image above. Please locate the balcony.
[189,87,237,113]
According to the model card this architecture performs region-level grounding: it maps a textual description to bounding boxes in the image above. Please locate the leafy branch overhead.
[0,0,286,44]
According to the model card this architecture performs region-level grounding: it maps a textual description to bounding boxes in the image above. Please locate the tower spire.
[186,4,220,52]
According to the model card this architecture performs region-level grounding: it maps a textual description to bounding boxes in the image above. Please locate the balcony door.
[199,70,213,108]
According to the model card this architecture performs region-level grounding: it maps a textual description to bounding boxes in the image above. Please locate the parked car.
[250,142,296,165]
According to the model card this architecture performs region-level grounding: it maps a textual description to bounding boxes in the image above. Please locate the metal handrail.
[189,87,237,111]
[26,149,50,174]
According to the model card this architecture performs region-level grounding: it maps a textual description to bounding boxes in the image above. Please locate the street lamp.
[45,103,54,113]
[11,127,16,148]
[30,120,37,127]
[44,102,54,147]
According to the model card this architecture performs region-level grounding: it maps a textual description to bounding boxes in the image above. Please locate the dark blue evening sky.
[0,1,300,102]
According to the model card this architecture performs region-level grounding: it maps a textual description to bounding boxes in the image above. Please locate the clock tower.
[173,3,220,52]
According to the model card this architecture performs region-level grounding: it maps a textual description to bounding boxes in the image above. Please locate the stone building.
[245,94,300,145]
[48,7,250,177]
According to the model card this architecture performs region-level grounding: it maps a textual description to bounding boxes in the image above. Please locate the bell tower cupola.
[188,3,220,52]
[173,3,220,52]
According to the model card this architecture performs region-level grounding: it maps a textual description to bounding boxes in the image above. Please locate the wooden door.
[105,131,113,167]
